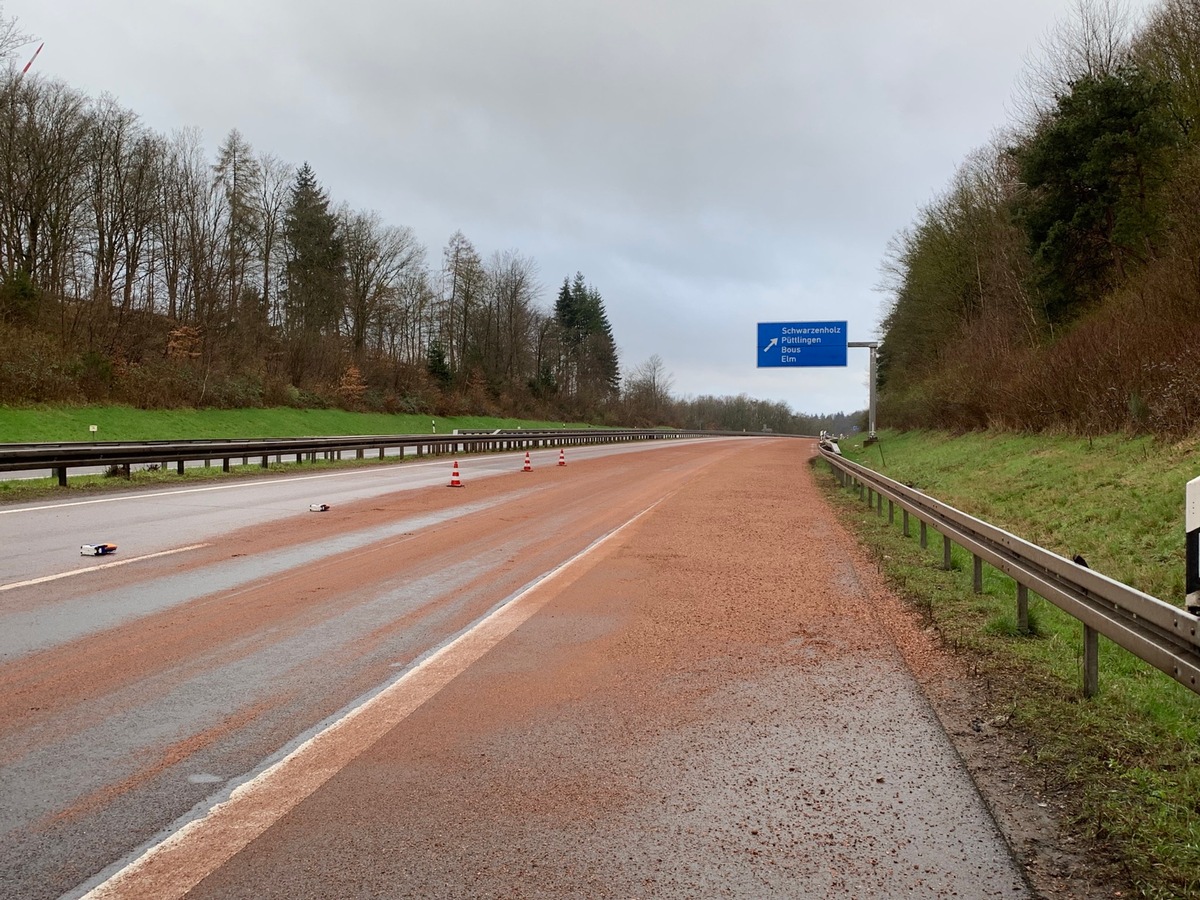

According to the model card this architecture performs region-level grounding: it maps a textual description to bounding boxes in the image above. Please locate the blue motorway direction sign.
[757,321,847,367]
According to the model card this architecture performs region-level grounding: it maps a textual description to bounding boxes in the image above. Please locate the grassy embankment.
[819,430,1200,898]
[0,405,591,501]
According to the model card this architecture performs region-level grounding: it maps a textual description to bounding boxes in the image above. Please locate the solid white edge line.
[78,495,666,900]
[0,544,212,592]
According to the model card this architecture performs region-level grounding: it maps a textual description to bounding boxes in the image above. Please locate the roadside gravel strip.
[82,440,1029,898]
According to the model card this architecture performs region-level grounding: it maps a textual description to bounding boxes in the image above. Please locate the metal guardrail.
[820,448,1200,698]
[0,429,730,485]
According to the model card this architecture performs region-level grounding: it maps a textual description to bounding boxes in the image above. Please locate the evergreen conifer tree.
[282,162,345,336]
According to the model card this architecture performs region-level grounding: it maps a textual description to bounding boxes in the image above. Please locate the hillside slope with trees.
[0,7,851,436]
[878,0,1200,436]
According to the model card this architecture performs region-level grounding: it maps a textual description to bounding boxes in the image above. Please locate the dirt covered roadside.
[813,454,1136,899]
[170,438,1039,899]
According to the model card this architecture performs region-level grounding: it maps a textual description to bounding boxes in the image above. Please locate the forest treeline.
[0,11,850,437]
[880,0,1200,436]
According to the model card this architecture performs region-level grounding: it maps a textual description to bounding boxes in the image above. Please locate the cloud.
[4,0,1161,415]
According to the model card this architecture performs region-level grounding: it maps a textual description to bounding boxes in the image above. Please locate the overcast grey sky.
[3,0,1160,415]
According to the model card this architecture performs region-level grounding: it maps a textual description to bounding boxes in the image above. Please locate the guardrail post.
[876,493,883,516]
[261,455,269,469]
[814,446,1200,698]
[902,509,910,537]
[55,466,67,487]
[176,460,185,476]
[223,458,231,473]
[888,499,894,524]
[1083,624,1099,697]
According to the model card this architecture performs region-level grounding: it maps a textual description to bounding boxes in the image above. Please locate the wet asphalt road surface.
[1,439,1028,898]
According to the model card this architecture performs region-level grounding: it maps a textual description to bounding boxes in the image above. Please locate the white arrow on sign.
[762,337,778,353]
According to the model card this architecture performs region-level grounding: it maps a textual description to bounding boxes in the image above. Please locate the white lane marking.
[79,497,664,900]
[0,544,212,593]
[0,461,448,515]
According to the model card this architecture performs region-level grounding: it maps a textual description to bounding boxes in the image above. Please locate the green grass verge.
[821,430,1200,899]
[0,405,592,442]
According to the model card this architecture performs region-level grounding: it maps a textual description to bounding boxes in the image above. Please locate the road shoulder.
[113,439,1033,898]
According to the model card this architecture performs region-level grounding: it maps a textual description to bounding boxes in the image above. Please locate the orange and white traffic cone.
[558,448,566,466]
[522,451,532,472]
[448,460,463,487]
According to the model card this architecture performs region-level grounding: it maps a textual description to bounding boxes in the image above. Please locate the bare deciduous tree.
[339,205,422,356]
[377,265,435,368]
[624,353,674,424]
[1135,0,1200,124]
[254,152,292,328]
[165,128,228,333]
[0,76,90,298]
[1014,0,1139,128]
[483,249,538,384]
[87,96,161,320]
[213,128,261,319]
[439,230,485,376]
[0,6,33,63]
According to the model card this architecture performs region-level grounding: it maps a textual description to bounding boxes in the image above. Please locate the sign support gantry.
[848,341,878,441]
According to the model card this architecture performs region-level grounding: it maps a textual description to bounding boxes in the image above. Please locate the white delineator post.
[1188,476,1200,615]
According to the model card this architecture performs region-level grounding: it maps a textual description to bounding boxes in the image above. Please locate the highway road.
[1,438,1029,898]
